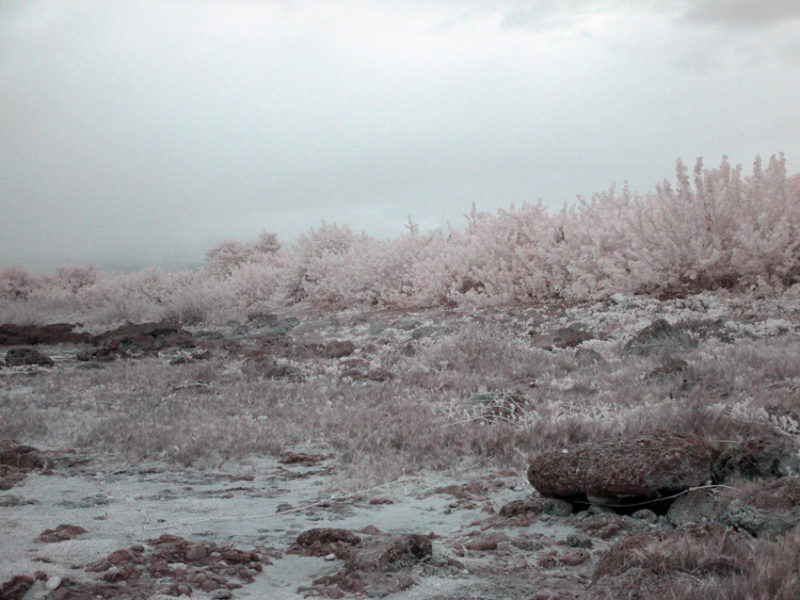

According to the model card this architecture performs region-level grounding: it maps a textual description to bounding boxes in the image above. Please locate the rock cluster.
[290,527,433,598]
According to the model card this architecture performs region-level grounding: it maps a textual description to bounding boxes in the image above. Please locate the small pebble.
[46,576,62,591]
[324,553,336,561]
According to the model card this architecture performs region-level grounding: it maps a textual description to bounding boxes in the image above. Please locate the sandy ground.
[1,447,602,599]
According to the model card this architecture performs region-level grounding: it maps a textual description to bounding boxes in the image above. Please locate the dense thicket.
[3,154,800,323]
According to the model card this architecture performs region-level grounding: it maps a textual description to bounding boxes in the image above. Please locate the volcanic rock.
[527,431,714,499]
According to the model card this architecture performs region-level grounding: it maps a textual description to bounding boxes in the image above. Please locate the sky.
[2,0,799,271]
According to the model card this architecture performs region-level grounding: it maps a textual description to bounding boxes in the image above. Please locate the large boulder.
[527,431,715,499]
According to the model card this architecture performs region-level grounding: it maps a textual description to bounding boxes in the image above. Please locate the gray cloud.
[680,0,800,29]
[1,0,799,271]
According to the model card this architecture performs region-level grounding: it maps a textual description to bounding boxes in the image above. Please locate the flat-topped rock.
[527,431,715,499]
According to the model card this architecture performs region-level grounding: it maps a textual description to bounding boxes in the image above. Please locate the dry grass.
[2,300,799,493]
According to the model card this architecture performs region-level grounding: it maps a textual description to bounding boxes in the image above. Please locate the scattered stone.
[537,551,559,569]
[36,524,88,543]
[560,548,590,566]
[4,347,54,367]
[566,533,593,549]
[46,576,62,591]
[527,431,714,500]
[624,318,697,356]
[294,528,435,597]
[631,508,658,523]
[464,533,508,551]
[73,534,262,598]
[291,528,361,559]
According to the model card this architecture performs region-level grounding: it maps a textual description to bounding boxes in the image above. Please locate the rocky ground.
[2,292,800,599]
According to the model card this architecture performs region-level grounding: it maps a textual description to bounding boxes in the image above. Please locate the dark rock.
[624,318,697,356]
[712,437,800,482]
[92,321,195,355]
[5,347,54,367]
[291,528,361,559]
[0,323,89,346]
[566,533,593,549]
[631,508,658,523]
[0,575,34,600]
[296,528,361,547]
[36,524,88,543]
[665,488,720,528]
[527,431,715,499]
[0,441,48,470]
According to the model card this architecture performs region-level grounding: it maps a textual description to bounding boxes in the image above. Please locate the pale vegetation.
[2,154,799,325]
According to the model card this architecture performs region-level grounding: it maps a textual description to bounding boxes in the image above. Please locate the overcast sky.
[2,0,799,271]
